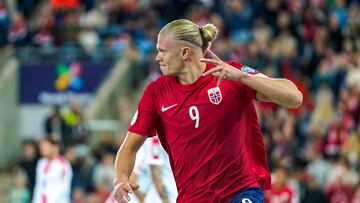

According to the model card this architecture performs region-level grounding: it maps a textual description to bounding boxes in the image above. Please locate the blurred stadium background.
[0,0,359,202]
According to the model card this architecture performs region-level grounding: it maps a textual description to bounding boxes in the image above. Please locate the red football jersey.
[129,61,271,202]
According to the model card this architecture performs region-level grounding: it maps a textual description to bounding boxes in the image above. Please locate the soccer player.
[130,136,177,203]
[264,167,296,203]
[106,136,177,203]
[113,19,303,203]
[32,137,73,203]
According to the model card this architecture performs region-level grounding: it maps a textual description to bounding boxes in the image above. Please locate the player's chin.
[160,67,170,76]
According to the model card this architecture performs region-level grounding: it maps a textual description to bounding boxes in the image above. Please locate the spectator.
[64,145,87,192]
[325,159,357,203]
[78,27,99,55]
[342,123,360,167]
[0,2,10,46]
[32,28,54,47]
[302,173,327,203]
[18,140,38,199]
[352,184,360,203]
[345,52,360,89]
[72,187,87,203]
[304,143,330,189]
[44,105,69,144]
[8,168,31,203]
[93,152,115,200]
[7,12,27,46]
[308,83,335,135]
[265,166,295,203]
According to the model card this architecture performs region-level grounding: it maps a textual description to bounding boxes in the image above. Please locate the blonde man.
[113,19,303,203]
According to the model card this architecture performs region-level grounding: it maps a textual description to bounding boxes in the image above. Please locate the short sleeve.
[128,82,158,136]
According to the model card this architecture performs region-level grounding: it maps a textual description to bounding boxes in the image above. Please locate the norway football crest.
[207,87,222,105]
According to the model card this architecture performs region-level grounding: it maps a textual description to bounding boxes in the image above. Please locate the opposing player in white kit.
[130,136,177,203]
[106,136,177,203]
[32,137,73,203]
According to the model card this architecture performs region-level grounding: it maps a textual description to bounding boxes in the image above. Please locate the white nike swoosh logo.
[161,104,178,112]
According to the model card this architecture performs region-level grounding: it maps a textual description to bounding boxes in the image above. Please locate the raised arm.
[113,132,147,203]
[241,74,302,108]
[201,50,303,109]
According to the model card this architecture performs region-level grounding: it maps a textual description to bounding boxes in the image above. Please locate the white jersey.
[133,136,177,202]
[32,156,72,203]
[107,136,177,203]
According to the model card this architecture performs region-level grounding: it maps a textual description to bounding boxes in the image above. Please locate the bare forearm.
[240,74,303,108]
[114,132,147,183]
[114,147,136,182]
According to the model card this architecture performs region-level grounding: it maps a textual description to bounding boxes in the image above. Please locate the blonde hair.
[160,19,219,53]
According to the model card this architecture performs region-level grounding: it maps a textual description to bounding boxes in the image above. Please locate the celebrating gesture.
[113,19,302,203]
[201,49,249,87]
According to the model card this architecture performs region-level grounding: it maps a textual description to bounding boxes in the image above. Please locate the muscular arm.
[150,165,170,203]
[114,132,147,182]
[241,74,303,109]
[201,50,303,109]
[113,132,147,201]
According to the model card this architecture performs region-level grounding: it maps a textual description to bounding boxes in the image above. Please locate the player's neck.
[177,61,206,85]
[46,153,59,160]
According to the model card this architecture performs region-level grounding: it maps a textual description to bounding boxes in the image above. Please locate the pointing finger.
[217,70,227,87]
[206,49,221,61]
[200,58,221,65]
[202,66,223,76]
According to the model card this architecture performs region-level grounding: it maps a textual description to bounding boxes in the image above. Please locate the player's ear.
[181,47,191,60]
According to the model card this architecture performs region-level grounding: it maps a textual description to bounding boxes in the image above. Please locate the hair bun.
[200,24,218,51]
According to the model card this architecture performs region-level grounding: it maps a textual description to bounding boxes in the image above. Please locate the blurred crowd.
[3,0,360,202]
[13,100,123,203]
